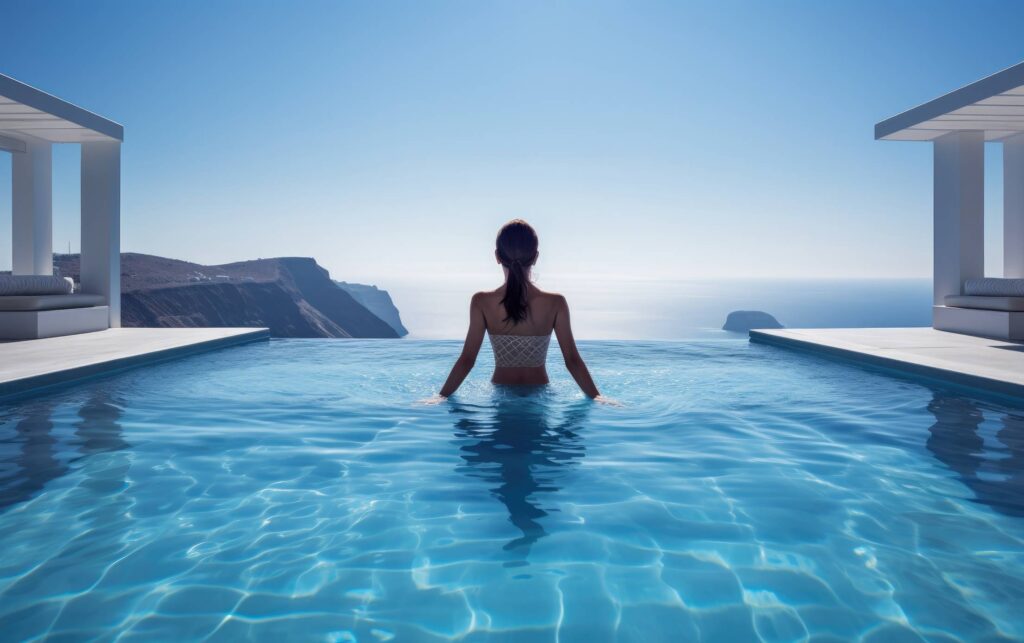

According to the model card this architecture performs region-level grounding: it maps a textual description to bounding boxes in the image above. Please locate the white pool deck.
[0,327,269,400]
[751,327,1024,400]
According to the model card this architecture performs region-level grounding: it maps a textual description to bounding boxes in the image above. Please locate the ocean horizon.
[384,276,933,340]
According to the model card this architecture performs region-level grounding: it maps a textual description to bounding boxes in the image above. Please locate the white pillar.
[933,131,985,305]
[11,140,52,275]
[81,141,121,328]
[1004,134,1024,278]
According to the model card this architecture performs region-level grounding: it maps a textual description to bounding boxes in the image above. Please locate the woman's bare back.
[473,286,559,386]
[475,285,561,337]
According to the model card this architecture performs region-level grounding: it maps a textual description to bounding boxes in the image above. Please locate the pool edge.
[749,328,1024,404]
[0,328,270,403]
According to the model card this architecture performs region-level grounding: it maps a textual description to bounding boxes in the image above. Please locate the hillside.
[53,253,401,338]
[336,281,408,337]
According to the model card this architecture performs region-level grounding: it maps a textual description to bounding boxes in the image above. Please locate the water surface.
[1,339,1022,641]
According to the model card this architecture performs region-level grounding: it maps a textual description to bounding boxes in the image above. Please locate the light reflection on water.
[450,392,589,557]
[926,394,1024,518]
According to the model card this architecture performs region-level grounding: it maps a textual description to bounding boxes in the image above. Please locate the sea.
[383,277,933,340]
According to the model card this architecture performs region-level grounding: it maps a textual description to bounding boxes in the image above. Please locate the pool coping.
[0,328,270,402]
[750,327,1024,403]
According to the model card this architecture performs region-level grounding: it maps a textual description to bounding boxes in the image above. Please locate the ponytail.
[495,219,539,326]
[501,259,529,324]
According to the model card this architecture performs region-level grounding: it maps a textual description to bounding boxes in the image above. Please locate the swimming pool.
[1,339,1022,641]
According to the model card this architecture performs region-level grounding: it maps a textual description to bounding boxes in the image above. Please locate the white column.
[11,140,52,275]
[81,141,121,328]
[933,131,985,305]
[1004,134,1024,278]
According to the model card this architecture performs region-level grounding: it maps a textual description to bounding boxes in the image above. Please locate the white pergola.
[0,73,122,328]
[877,61,1024,338]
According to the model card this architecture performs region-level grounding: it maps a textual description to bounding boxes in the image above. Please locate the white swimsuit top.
[489,333,551,368]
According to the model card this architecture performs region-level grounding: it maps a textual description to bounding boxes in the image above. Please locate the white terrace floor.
[751,327,1024,400]
[0,327,268,400]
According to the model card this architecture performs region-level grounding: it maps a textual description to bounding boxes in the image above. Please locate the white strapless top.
[489,333,551,368]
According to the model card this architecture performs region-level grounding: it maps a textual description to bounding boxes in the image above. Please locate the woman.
[436,219,604,400]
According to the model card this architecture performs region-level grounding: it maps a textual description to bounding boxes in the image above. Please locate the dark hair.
[496,219,539,325]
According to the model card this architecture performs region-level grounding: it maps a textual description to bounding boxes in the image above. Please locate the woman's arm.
[439,294,487,397]
[553,295,601,399]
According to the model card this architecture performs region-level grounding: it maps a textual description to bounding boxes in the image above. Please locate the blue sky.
[1,1,1023,284]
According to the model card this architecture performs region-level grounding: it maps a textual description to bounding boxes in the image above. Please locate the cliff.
[53,253,401,338]
[335,281,408,337]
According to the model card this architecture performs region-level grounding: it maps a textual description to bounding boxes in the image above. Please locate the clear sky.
[1,0,1024,285]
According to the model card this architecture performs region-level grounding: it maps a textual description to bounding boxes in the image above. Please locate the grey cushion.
[0,275,74,296]
[0,294,105,311]
[963,278,1024,297]
[945,295,1024,312]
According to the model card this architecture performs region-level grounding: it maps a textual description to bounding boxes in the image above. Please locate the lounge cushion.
[0,274,73,296]
[0,294,105,311]
[945,295,1024,312]
[963,278,1024,297]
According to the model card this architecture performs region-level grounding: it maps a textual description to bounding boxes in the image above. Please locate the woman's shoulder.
[470,287,566,308]
[470,288,502,305]
[530,288,568,307]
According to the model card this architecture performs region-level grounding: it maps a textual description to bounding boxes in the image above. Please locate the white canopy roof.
[0,73,123,145]
[876,61,1024,142]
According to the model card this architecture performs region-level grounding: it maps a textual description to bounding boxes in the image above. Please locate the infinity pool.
[1,339,1022,641]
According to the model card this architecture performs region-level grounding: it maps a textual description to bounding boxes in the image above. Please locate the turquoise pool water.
[1,339,1023,641]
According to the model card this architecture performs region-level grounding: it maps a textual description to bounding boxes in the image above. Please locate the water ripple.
[0,339,1022,640]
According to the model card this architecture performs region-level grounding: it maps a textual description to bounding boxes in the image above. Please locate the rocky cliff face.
[54,253,401,338]
[335,281,409,337]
